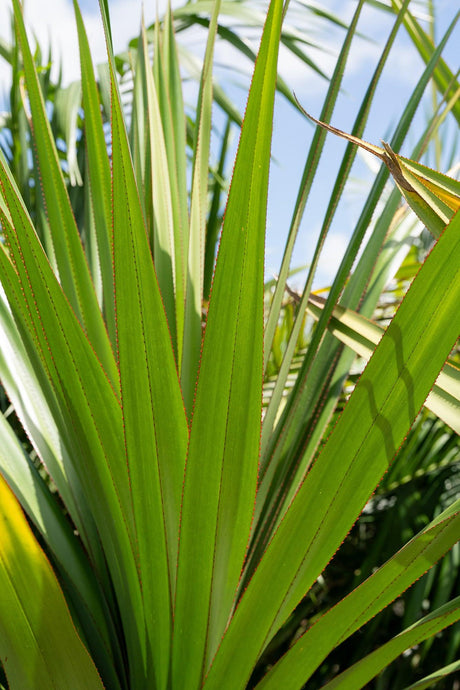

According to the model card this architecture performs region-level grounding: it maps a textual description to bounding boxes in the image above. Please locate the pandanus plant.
[0,0,459,688]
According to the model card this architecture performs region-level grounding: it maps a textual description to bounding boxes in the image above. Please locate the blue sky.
[0,0,458,287]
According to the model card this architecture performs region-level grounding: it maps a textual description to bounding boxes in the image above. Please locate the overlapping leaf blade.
[321,596,460,690]
[181,0,222,415]
[172,0,284,686]
[0,414,123,690]
[204,205,460,690]
[73,0,116,349]
[154,6,190,361]
[307,294,460,433]
[142,16,178,352]
[0,281,98,554]
[261,0,409,460]
[298,107,460,238]
[253,16,458,559]
[0,474,105,690]
[402,661,460,690]
[0,135,144,688]
[100,1,189,686]
[11,0,117,385]
[256,501,460,689]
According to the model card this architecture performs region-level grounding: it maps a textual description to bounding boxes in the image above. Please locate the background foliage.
[0,0,459,688]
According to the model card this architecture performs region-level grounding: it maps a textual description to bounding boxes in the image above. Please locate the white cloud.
[0,0,432,101]
[282,227,351,291]
[0,0,165,87]
[277,42,333,97]
[315,231,349,287]
[276,0,435,102]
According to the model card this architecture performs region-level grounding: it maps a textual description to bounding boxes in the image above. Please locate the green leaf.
[0,474,105,690]
[263,0,366,370]
[321,596,460,689]
[0,150,144,687]
[252,0,420,577]
[307,294,460,433]
[139,15,178,353]
[402,660,460,690]
[11,0,117,386]
[54,80,83,187]
[204,192,460,690]
[73,0,116,350]
[158,5,190,358]
[181,0,222,416]
[204,117,231,299]
[255,501,460,689]
[390,0,460,126]
[105,4,189,686]
[261,0,409,454]
[172,0,284,686]
[255,16,459,551]
[0,281,96,550]
[0,412,123,690]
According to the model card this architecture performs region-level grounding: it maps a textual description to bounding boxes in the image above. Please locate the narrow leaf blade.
[106,6,189,686]
[172,0,284,686]
[321,596,460,690]
[256,503,460,689]
[297,105,460,239]
[204,198,460,690]
[12,0,117,384]
[307,294,460,433]
[0,474,105,690]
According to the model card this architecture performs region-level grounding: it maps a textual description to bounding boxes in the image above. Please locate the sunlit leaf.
[0,474,105,690]
[307,293,460,433]
[296,104,460,238]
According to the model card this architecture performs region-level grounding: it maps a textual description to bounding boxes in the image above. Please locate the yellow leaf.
[0,475,105,690]
[296,100,460,237]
